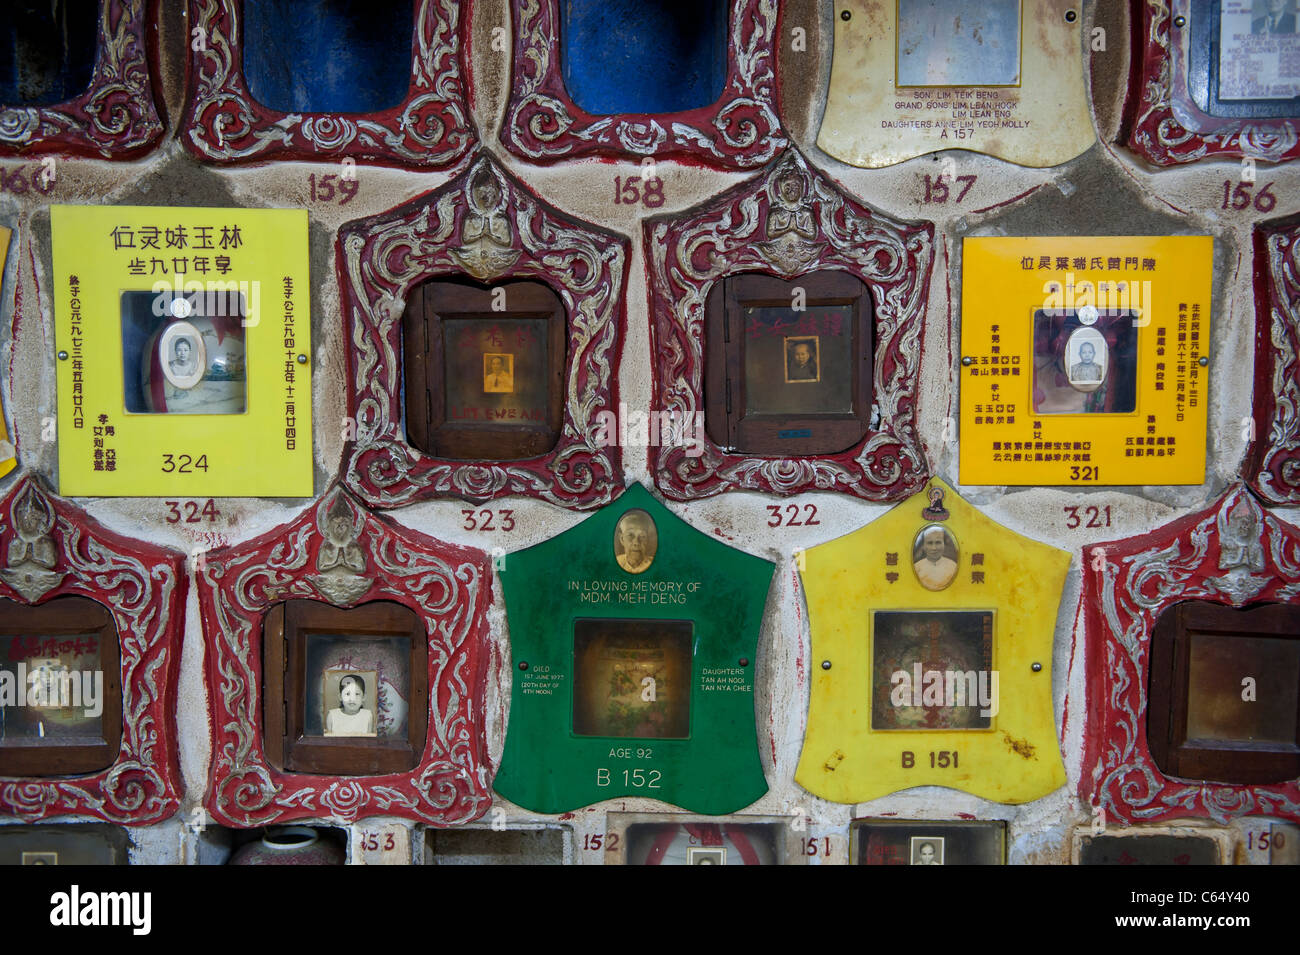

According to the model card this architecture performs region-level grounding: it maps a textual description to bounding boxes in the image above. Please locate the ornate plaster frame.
[1247,215,1300,504]
[501,0,786,168]
[1079,485,1300,824]
[0,476,185,824]
[181,0,473,167]
[646,149,934,501]
[197,484,493,827]
[1123,0,1300,165]
[339,151,627,510]
[0,0,163,159]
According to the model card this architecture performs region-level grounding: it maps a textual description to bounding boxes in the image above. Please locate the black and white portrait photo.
[784,336,820,383]
[159,321,205,391]
[910,837,945,865]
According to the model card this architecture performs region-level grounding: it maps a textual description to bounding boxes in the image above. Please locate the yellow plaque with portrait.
[795,480,1068,804]
[959,235,1213,487]
[50,205,311,497]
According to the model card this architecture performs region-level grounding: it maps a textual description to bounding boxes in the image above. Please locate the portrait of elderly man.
[614,509,657,574]
[913,524,958,591]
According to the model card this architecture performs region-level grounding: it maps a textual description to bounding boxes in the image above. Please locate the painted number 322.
[767,504,820,527]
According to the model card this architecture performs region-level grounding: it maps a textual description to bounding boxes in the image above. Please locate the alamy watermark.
[593,402,705,458]
[890,665,999,719]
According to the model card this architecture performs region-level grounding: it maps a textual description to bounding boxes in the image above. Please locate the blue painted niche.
[560,0,728,115]
[0,0,99,107]
[242,0,415,114]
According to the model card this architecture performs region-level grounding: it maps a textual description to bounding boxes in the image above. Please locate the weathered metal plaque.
[494,483,773,814]
[795,480,1068,804]
[818,0,1094,168]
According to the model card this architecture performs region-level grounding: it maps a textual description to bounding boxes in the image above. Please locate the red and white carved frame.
[0,0,163,159]
[0,475,185,824]
[1078,485,1300,824]
[182,0,473,167]
[1123,0,1300,165]
[646,149,934,501]
[197,484,493,827]
[1247,215,1300,505]
[501,0,786,168]
[339,151,627,510]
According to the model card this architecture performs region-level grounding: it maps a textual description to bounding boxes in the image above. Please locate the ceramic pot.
[228,826,344,865]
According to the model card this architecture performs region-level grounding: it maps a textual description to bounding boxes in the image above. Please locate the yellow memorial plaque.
[960,235,1212,487]
[51,206,311,497]
[795,480,1068,804]
[0,226,15,481]
[818,0,1095,168]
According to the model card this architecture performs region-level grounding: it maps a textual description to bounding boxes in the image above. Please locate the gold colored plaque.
[795,481,1068,804]
[818,0,1094,168]
[960,235,1213,487]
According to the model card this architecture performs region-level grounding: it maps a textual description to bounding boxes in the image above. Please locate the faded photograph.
[614,509,657,574]
[572,619,692,739]
[483,352,515,393]
[784,336,820,383]
[897,0,1021,87]
[1065,327,1107,393]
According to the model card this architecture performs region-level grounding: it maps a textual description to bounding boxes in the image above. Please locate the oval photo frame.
[912,523,959,592]
[1065,326,1107,394]
[614,509,658,575]
[159,321,206,391]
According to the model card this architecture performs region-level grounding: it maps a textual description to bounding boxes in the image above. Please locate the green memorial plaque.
[494,483,773,814]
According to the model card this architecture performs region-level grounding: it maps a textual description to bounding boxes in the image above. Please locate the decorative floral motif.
[339,151,627,510]
[182,0,473,167]
[197,484,493,827]
[1126,1,1300,165]
[1247,218,1300,504]
[0,475,185,824]
[502,0,786,167]
[0,0,162,158]
[1078,485,1300,824]
[646,150,933,501]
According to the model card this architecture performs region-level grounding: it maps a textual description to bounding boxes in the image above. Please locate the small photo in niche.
[688,847,727,865]
[121,290,248,415]
[483,352,515,393]
[783,336,820,383]
[303,633,412,740]
[911,523,959,592]
[1032,309,1138,414]
[321,670,378,738]
[910,836,945,866]
[0,633,105,745]
[20,851,58,865]
[572,619,692,739]
[871,610,994,731]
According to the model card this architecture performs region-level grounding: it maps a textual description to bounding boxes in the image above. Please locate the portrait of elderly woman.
[614,509,658,574]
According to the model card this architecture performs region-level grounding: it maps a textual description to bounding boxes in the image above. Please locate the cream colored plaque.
[817,0,1095,168]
